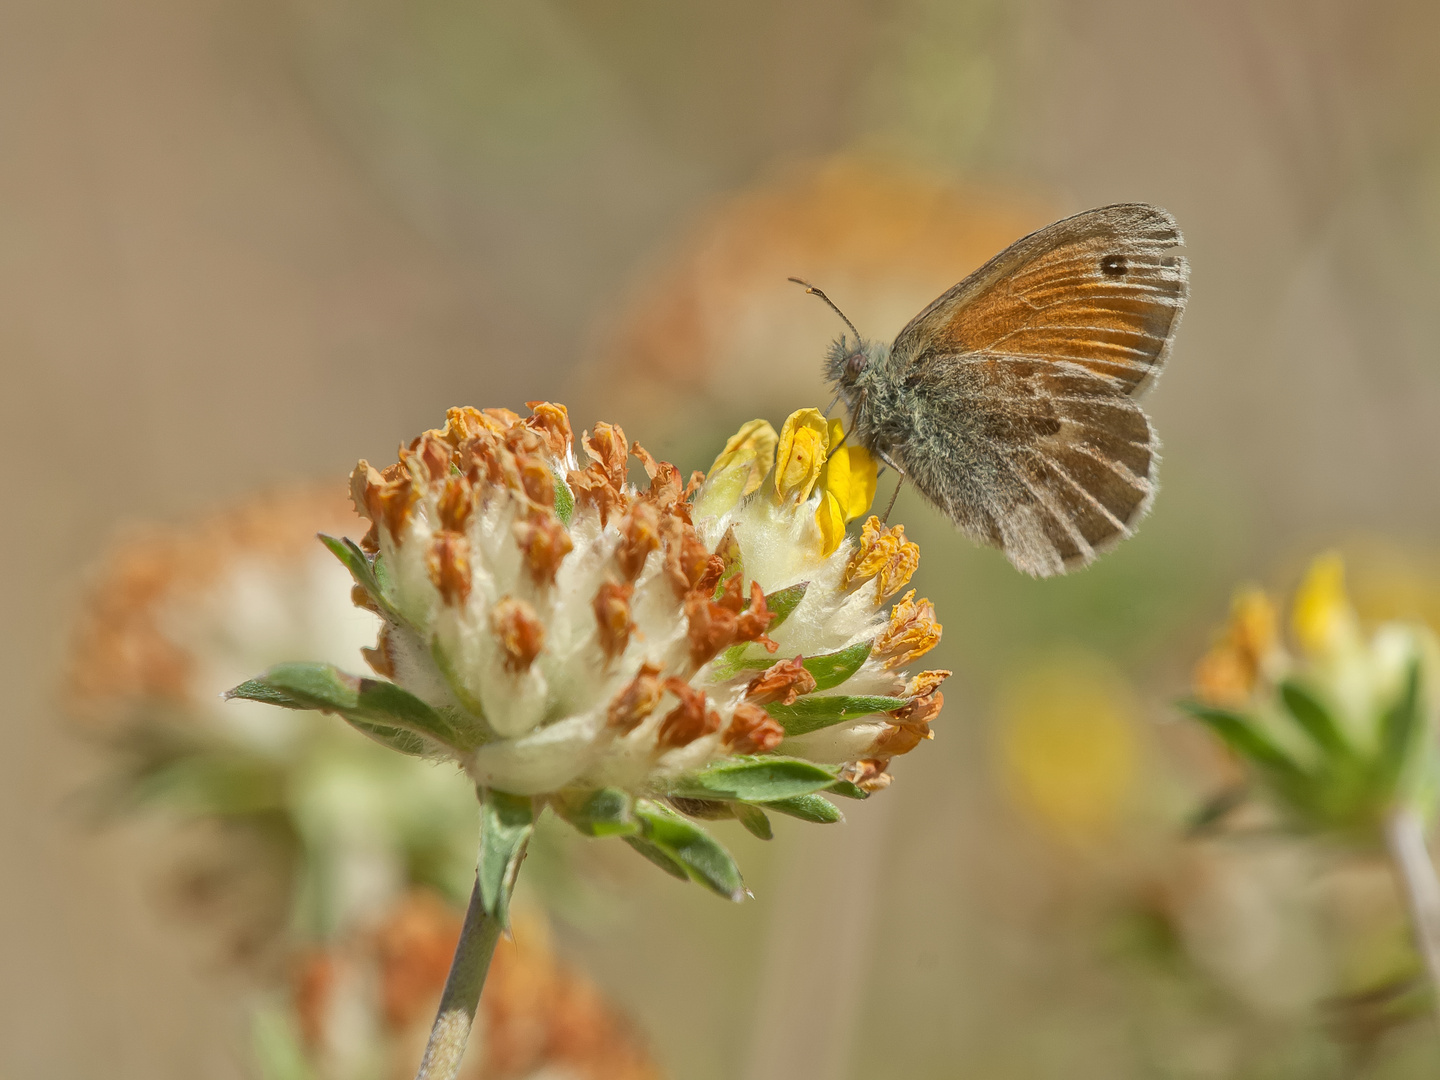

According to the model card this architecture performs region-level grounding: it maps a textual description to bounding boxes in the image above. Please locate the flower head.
[234,403,945,898]
[1184,552,1440,839]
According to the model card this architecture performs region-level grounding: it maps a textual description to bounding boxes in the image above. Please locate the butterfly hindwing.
[902,354,1158,578]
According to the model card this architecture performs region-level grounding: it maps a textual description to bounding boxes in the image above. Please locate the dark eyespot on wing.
[1100,253,1128,276]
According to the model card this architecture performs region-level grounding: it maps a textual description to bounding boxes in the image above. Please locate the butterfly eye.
[1100,253,1128,277]
[845,352,868,379]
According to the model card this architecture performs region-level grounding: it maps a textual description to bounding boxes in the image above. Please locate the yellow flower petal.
[774,408,829,504]
[1293,552,1358,657]
[694,418,778,518]
[706,419,778,491]
[818,420,878,524]
[816,491,847,556]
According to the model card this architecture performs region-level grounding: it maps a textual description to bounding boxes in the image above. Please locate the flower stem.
[414,876,503,1080]
[1384,805,1440,1023]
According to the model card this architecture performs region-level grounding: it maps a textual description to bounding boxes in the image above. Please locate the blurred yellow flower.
[997,655,1140,849]
[1292,551,1359,658]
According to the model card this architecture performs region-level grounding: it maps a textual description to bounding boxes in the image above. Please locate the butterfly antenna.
[788,277,861,344]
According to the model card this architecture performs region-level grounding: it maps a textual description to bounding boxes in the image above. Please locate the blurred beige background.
[6,1,1440,1077]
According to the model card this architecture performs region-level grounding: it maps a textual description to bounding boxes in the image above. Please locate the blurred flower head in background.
[577,158,1048,450]
[1187,551,1440,840]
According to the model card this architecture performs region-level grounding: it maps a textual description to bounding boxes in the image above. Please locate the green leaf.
[1377,660,1424,794]
[633,800,745,901]
[624,835,689,880]
[826,778,869,800]
[345,720,429,757]
[227,662,476,752]
[729,641,875,688]
[1279,680,1351,758]
[760,793,843,824]
[554,787,638,837]
[552,468,575,525]
[477,789,534,926]
[318,534,400,621]
[734,802,773,839]
[673,756,840,802]
[1177,700,1307,779]
[765,695,908,737]
[764,581,809,630]
[803,641,874,690]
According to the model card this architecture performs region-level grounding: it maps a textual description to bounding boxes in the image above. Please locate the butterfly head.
[825,334,889,395]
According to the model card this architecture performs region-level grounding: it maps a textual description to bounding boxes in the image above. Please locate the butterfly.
[805,203,1189,578]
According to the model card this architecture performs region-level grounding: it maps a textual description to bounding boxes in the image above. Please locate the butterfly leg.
[876,449,907,523]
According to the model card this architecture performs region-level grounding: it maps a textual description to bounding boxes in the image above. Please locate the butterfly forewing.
[879,203,1186,577]
[890,204,1188,395]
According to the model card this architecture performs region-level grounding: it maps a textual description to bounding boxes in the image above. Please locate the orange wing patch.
[891,204,1187,396]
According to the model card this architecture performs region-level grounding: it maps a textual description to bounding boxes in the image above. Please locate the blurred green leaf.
[1178,700,1307,780]
[1377,659,1424,796]
[734,802,773,839]
[478,789,533,925]
[1279,680,1351,759]
[672,756,838,801]
[759,793,842,823]
[554,787,638,837]
[826,778,870,800]
[633,799,745,901]
[228,662,476,752]
[766,695,908,736]
[624,835,689,881]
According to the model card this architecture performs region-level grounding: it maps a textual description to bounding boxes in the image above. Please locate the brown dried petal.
[427,531,472,605]
[684,590,739,667]
[593,581,635,661]
[513,509,573,586]
[905,670,951,698]
[890,689,944,727]
[683,469,706,500]
[607,662,664,732]
[292,948,335,1050]
[843,516,920,601]
[615,502,661,581]
[437,475,474,533]
[873,590,941,669]
[567,464,627,527]
[362,625,398,678]
[660,512,715,595]
[523,401,572,459]
[492,597,545,673]
[632,442,683,509]
[872,721,930,757]
[581,422,629,489]
[723,702,786,754]
[840,758,893,793]
[352,460,419,540]
[734,580,778,650]
[410,431,454,483]
[745,656,817,706]
[657,679,722,750]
